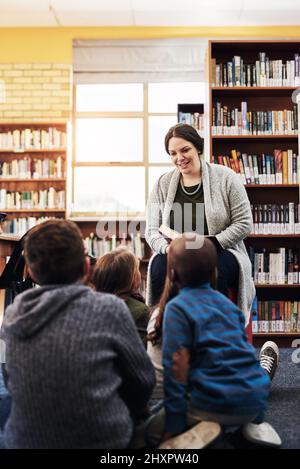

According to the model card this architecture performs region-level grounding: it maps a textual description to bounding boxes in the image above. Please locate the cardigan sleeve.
[145,178,169,254]
[215,170,253,250]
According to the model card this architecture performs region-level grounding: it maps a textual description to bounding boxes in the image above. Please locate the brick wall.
[0,63,72,121]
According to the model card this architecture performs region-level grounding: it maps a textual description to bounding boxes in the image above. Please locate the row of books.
[214,149,300,185]
[212,53,300,87]
[178,112,204,132]
[212,102,298,135]
[1,216,63,236]
[0,157,65,179]
[251,203,300,235]
[0,128,67,150]
[252,301,300,333]
[84,233,145,259]
[249,247,300,285]
[0,188,65,210]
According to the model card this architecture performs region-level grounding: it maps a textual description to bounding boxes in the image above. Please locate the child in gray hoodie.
[1,220,155,449]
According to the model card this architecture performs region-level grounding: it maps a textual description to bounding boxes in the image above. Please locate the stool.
[227,288,253,345]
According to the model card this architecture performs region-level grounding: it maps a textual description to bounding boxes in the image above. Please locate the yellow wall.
[1,26,300,63]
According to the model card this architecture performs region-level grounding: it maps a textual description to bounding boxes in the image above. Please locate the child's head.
[24,219,88,285]
[93,247,141,299]
[168,233,217,288]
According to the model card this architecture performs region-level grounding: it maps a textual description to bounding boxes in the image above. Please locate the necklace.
[180,179,202,196]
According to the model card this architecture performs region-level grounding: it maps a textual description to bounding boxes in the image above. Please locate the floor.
[0,348,299,449]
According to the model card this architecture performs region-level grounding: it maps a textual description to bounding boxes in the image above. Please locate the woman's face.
[168,137,200,176]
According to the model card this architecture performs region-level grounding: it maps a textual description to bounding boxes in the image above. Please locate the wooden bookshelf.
[209,40,300,347]
[0,122,67,235]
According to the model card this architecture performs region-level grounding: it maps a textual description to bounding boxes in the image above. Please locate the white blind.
[73,39,207,84]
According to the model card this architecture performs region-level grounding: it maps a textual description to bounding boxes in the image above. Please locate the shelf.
[2,209,66,213]
[247,234,300,238]
[211,87,298,91]
[0,178,66,182]
[253,333,300,337]
[245,184,299,188]
[0,148,66,153]
[255,284,300,288]
[212,135,298,139]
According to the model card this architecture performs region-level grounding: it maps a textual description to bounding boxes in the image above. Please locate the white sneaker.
[158,421,221,450]
[242,422,282,448]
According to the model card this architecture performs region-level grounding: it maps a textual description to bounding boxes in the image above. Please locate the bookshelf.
[209,40,300,347]
[177,103,204,134]
[0,122,67,235]
[72,219,151,290]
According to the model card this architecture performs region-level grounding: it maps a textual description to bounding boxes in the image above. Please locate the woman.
[145,123,255,324]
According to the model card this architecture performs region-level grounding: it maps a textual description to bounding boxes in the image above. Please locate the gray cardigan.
[145,160,255,325]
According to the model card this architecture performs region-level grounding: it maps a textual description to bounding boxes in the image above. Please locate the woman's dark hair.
[147,276,179,345]
[164,123,204,155]
[93,247,141,301]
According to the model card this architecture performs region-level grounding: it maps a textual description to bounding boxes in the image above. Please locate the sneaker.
[242,422,282,448]
[158,421,221,450]
[259,341,279,381]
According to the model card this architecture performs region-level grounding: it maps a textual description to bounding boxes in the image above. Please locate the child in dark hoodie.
[1,220,155,449]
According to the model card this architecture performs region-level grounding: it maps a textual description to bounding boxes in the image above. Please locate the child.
[93,247,149,344]
[161,233,278,444]
[1,220,155,448]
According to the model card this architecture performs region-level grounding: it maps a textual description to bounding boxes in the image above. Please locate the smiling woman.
[145,123,255,324]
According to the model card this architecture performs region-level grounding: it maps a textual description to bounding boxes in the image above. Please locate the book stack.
[251,203,300,234]
[0,127,67,150]
[214,149,300,184]
[252,301,300,333]
[83,232,145,259]
[2,216,63,236]
[249,247,300,285]
[212,102,298,135]
[178,112,204,132]
[0,188,65,210]
[212,52,300,87]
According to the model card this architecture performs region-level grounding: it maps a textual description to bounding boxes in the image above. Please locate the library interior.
[0,0,300,452]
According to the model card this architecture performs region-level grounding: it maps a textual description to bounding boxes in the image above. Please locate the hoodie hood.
[2,284,90,339]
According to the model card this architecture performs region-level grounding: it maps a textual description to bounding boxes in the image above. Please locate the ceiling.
[0,0,300,27]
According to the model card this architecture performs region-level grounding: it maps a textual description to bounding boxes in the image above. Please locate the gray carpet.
[264,348,300,449]
[0,348,299,449]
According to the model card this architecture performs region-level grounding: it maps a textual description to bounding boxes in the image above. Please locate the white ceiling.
[0,0,300,27]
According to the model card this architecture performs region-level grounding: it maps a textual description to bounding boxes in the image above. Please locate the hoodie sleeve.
[109,298,155,418]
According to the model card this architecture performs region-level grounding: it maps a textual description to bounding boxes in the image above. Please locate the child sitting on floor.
[1,220,155,449]
[93,247,149,344]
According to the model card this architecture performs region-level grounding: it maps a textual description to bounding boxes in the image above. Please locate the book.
[159,224,216,244]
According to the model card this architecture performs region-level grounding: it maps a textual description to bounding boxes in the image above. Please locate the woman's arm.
[145,179,169,254]
[215,171,253,250]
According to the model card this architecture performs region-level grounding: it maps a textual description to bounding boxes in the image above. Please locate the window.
[72,81,205,216]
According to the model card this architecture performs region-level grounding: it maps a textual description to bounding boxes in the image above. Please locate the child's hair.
[93,247,141,300]
[169,234,217,287]
[147,276,179,345]
[24,219,86,285]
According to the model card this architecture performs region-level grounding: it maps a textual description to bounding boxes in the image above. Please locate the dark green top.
[169,182,208,234]
[125,296,149,346]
